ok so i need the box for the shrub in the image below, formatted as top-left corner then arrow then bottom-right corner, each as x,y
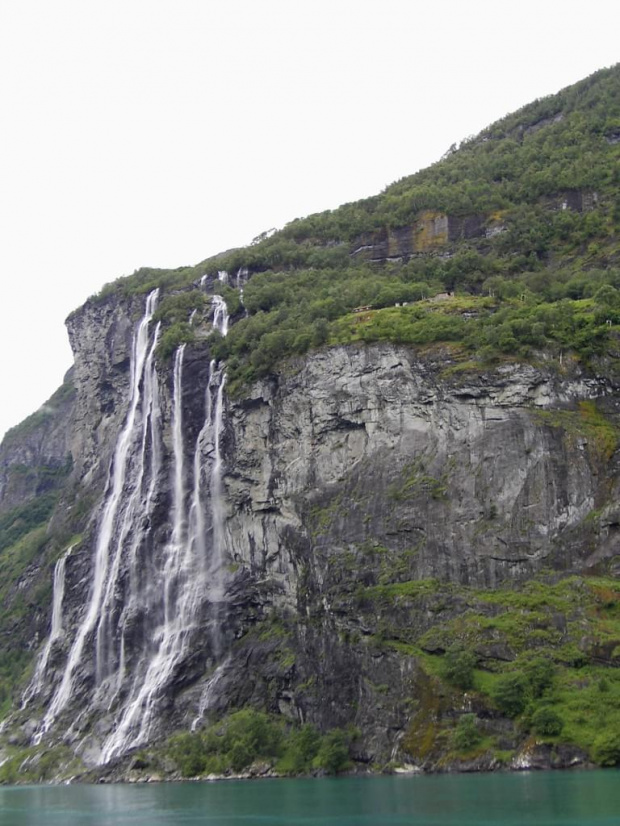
531,706 -> 563,736
166,732 -> 207,777
220,709 -> 284,769
491,672 -> 530,717
313,729 -> 351,774
443,644 -> 476,690
156,322 -> 195,360
593,730 -> 620,766
452,713 -> 482,752
598,677 -> 610,693
523,656 -> 555,697
278,724 -> 322,775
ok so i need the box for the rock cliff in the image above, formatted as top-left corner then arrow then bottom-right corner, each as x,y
2,286 -> 619,779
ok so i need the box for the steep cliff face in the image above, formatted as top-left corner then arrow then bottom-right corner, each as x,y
226,346 -> 619,588
4,286 -> 619,777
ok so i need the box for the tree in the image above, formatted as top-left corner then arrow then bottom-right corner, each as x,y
524,656 -> 555,697
593,731 -> 620,766
491,673 -> 530,717
313,729 -> 350,774
443,644 -> 476,690
453,714 -> 482,752
531,706 -> 563,736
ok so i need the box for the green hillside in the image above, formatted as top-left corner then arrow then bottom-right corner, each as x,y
94,64 -> 620,393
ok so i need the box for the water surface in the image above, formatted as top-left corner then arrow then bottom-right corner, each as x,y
1,770 -> 619,826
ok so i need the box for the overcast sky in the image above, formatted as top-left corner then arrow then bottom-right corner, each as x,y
0,0 -> 618,440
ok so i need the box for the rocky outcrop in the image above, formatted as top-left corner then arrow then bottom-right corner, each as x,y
350,212 -> 486,261
0,375 -> 75,515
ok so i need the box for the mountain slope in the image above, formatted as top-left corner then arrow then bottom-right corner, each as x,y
1,65 -> 620,782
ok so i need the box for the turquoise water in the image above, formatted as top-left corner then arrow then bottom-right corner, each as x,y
1,771 -> 619,825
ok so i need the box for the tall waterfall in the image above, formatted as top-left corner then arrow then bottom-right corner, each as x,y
100,344 -> 192,762
22,545 -> 73,709
100,295 -> 231,762
37,290 -> 161,741
188,294 -> 230,643
30,287 -> 233,762
188,294 -> 230,721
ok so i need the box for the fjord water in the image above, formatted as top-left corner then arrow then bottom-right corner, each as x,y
1,772 -> 620,826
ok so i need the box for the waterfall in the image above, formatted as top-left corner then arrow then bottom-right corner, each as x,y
36,289 -> 160,740
22,545 -> 74,709
187,295 -> 229,657
100,344 -> 191,762
32,286 -> 233,763
101,296 -> 231,761
95,319 -> 162,685
211,294 -> 229,336
236,267 -> 248,315
170,345 -> 187,558
190,655 -> 231,731
208,365 -> 227,603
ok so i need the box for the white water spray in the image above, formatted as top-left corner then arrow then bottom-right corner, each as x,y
191,655 -> 231,731
36,290 -> 160,739
236,267 -> 248,315
100,344 -> 190,761
32,286 -> 234,763
22,545 -> 74,709
211,294 -> 229,336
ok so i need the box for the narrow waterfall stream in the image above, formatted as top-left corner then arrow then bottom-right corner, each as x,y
188,294 -> 230,727
22,545 -> 74,709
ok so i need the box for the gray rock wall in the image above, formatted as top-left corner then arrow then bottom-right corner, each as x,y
9,292 -> 620,766
224,345 -> 620,591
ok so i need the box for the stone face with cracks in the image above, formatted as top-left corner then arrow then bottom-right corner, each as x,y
225,345 -> 618,590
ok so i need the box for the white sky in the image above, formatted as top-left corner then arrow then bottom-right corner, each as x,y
0,0 -> 618,440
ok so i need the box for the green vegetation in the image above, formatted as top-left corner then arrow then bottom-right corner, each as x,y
83,65 -> 620,391
531,706 -> 564,736
165,710 -> 357,777
2,380 -> 75,447
592,730 -> 620,766
0,744 -> 83,784
452,714 -> 482,752
0,494 -> 58,555
491,673 -> 531,717
442,644 -> 476,690
349,572 -> 620,766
